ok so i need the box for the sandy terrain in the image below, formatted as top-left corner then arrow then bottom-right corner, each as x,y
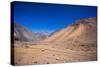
12,43 -> 97,66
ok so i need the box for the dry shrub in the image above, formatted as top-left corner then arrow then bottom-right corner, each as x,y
41,49 -> 45,52
25,45 -> 29,48
34,61 -> 38,64
46,62 -> 50,64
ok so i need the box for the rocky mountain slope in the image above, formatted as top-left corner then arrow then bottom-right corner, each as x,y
12,22 -> 49,42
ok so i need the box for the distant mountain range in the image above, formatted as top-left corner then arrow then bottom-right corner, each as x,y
12,22 -> 49,42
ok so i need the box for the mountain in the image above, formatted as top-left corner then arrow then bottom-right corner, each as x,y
34,32 -> 50,40
44,17 -> 97,43
12,22 -> 49,42
43,17 -> 97,51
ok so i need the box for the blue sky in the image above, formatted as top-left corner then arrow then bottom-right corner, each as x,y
12,1 -> 97,33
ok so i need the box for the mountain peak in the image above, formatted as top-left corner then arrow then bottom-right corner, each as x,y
71,17 -> 97,28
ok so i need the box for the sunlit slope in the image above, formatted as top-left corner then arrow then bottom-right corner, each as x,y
44,17 -> 97,42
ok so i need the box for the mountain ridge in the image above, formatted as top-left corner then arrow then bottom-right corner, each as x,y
13,22 -> 49,42
43,17 -> 97,42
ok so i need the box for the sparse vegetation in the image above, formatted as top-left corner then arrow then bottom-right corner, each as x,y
56,58 -> 59,60
41,49 -> 45,52
25,45 -> 29,48
52,54 -> 55,56
18,59 -> 21,62
46,62 -> 50,64
34,61 -> 38,64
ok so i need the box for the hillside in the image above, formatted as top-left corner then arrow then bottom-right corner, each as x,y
12,22 -> 49,42
44,17 -> 97,42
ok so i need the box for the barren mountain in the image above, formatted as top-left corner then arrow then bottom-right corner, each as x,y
44,17 -> 97,42
42,17 -> 97,51
12,22 -> 49,42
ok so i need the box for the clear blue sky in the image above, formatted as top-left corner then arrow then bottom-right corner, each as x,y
12,1 -> 97,33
